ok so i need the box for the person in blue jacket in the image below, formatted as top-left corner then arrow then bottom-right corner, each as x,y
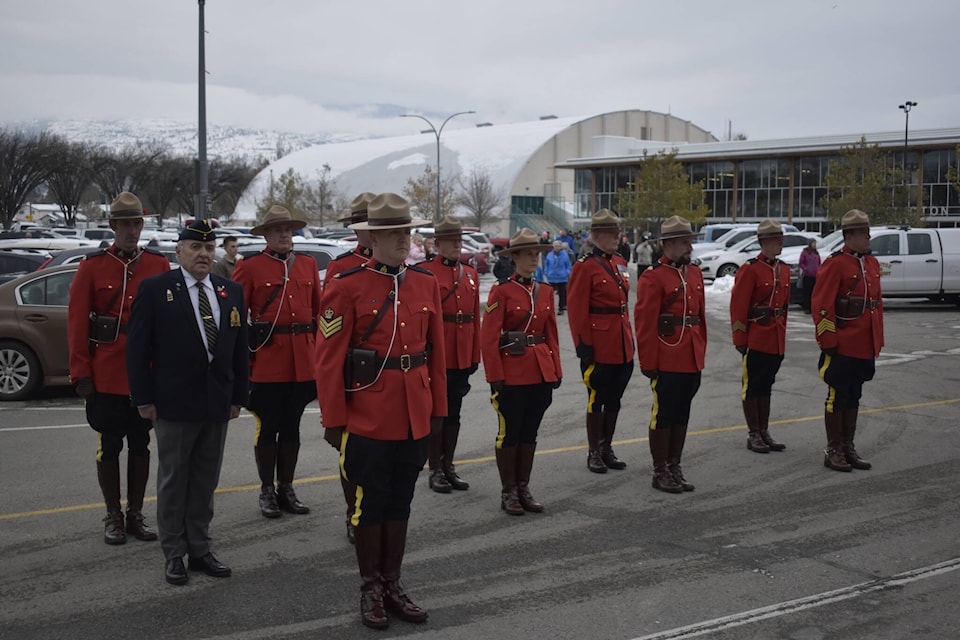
543,240 -> 572,315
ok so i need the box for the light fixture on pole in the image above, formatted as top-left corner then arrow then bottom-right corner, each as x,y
898,100 -> 917,171
400,111 -> 476,221
196,0 -> 209,221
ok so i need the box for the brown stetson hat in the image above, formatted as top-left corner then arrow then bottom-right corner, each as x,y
841,209 -> 870,230
251,205 -> 308,236
337,192 -> 377,224
349,193 -> 429,231
590,209 -> 621,231
756,218 -> 784,239
497,228 -> 552,256
659,215 -> 697,240
433,215 -> 466,239
109,191 -> 153,219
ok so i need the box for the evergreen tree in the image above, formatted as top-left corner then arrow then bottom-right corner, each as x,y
614,149 -> 709,229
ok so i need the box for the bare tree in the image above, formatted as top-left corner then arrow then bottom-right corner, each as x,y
457,167 -> 505,230
139,155 -> 192,222
90,144 -> 164,204
209,156 -> 266,220
0,129 -> 60,230
46,139 -> 94,228
301,163 -> 343,226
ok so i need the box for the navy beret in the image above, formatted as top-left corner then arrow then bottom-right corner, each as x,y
179,219 -> 217,242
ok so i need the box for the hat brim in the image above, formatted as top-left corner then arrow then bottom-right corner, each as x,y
250,218 -> 308,236
497,242 -> 553,256
591,224 -> 621,232
433,230 -> 470,239
758,232 -> 784,239
841,223 -> 870,230
349,217 -> 431,231
109,210 -> 156,219
337,212 -> 367,224
659,230 -> 698,240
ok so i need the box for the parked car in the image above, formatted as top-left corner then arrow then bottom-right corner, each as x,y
692,223 -> 800,260
412,227 -> 491,273
697,232 -> 819,280
51,227 -> 115,242
0,265 -> 78,400
236,238 -> 343,281
0,249 -> 50,284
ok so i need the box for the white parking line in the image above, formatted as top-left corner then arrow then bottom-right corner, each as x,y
629,558 -> 960,640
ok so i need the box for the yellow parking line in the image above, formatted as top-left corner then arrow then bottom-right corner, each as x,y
3,397 -> 958,521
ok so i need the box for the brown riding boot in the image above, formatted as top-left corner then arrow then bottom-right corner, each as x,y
823,411 -> 852,472
649,429 -> 682,493
427,422 -> 452,493
842,408 -> 872,470
585,412 -> 607,473
354,524 -> 388,629
600,409 -> 627,470
97,459 -> 126,545
277,443 -> 309,514
125,455 -> 157,541
381,520 -> 428,623
743,397 -> 770,453
516,443 -> 544,512
757,395 -> 785,451
441,425 -> 469,490
668,424 -> 695,492
254,443 -> 281,518
340,475 -> 357,544
495,447 -> 524,515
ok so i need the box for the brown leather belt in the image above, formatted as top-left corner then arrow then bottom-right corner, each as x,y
523,334 -> 547,346
665,315 -> 701,327
443,312 -> 475,324
589,305 -> 627,315
271,322 -> 316,335
380,351 -> 428,371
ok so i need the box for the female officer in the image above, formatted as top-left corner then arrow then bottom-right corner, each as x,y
481,228 -> 562,515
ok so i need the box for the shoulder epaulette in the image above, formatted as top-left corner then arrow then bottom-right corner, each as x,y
82,249 -> 108,260
577,254 -> 589,263
829,250 -> 843,258
414,259 -> 433,266
335,265 -> 364,279
407,264 -> 432,276
649,262 -> 663,270
745,257 -> 758,265
143,247 -> 163,256
332,250 -> 353,261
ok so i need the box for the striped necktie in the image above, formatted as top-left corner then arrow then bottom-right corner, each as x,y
197,281 -> 218,356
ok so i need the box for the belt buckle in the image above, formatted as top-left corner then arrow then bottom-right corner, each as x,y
526,334 -> 536,347
684,317 -> 693,327
456,310 -> 464,324
399,354 -> 412,372
620,304 -> 627,314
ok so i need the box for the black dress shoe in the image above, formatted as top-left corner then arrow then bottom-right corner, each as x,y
165,558 -> 188,586
188,552 -> 232,578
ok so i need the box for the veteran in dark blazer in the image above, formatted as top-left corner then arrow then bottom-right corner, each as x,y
126,220 -> 249,586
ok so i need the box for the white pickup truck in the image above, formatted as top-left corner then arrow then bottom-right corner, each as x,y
785,227 -> 960,305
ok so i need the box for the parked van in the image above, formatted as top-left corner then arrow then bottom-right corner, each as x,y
697,223 -> 753,243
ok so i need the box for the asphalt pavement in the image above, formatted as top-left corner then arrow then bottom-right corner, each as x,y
2,271 -> 959,640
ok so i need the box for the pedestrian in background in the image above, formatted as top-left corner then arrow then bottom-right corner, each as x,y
798,238 -> 821,313
211,235 -> 240,280
543,240 -> 572,314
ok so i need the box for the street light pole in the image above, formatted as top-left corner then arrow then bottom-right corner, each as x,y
898,100 -> 917,171
196,0 -> 209,221
400,111 -> 475,221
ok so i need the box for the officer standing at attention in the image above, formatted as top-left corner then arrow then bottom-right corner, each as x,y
811,209 -> 883,472
322,191 -> 376,544
232,205 -> 322,518
126,220 -> 249,586
418,216 -> 481,493
68,191 -> 170,545
729,219 -> 790,453
481,228 -> 562,516
566,209 -> 635,473
315,193 -> 446,629
634,216 -> 706,494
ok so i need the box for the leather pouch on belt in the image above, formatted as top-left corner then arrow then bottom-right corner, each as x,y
752,305 -> 772,326
250,321 -> 273,347
657,313 -> 676,337
836,296 -> 864,320
346,348 -> 378,385
499,331 -> 527,356
89,315 -> 119,343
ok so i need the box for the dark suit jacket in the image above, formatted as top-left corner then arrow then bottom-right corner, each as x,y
127,269 -> 249,422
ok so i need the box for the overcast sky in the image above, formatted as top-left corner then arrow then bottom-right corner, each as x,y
1,0 -> 956,142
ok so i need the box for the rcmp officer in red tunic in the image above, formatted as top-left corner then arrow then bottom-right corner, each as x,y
481,228 -> 562,516
811,209 -> 884,472
68,191 -> 170,544
322,192 -> 376,543
417,216 -> 481,493
567,209 -> 635,474
315,193 -> 446,629
634,216 -> 706,494
729,219 -> 790,453
232,205 -> 322,517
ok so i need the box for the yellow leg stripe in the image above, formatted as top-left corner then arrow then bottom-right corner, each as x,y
491,390 -> 507,449
818,353 -> 832,382
740,352 -> 749,402
351,485 -> 363,527
250,409 -> 263,444
338,430 -> 349,481
583,363 -> 598,413
649,377 -> 660,431
96,432 -> 104,463
825,386 -> 837,414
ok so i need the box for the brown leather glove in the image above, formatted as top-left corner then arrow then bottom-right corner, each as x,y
735,344 -> 748,356
489,380 -> 504,393
640,368 -> 659,380
324,426 -> 346,450
552,378 -> 562,389
75,377 -> 94,399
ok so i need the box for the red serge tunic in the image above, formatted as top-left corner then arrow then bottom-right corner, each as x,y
322,245 -> 372,289
480,274 -> 562,386
68,247 -> 170,394
811,246 -> 884,359
418,256 -> 481,370
729,254 -> 791,355
315,262 -> 447,440
634,258 -> 707,373
567,249 -> 635,364
232,249 -> 322,383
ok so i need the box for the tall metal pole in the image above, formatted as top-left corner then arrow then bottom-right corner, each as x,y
197,0 -> 209,221
898,101 -> 917,172
400,111 -> 475,221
